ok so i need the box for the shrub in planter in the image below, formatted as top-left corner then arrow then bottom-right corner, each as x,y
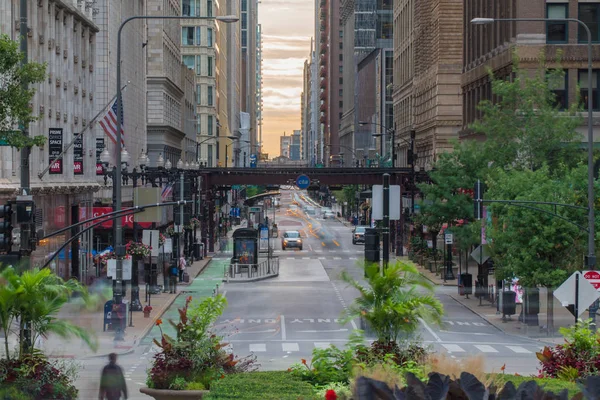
146,295 -> 258,391
355,340 -> 429,367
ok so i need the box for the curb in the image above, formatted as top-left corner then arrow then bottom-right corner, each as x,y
226,273 -> 279,283
447,293 -> 561,346
84,258 -> 215,359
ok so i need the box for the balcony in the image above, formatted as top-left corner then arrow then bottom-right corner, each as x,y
320,90 -> 327,101
320,66 -> 326,77
320,78 -> 327,88
320,54 -> 327,65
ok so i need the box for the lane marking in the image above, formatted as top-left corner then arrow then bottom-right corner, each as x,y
419,318 -> 442,342
222,290 -> 227,297
333,257 -> 342,260
351,319 -> 358,330
280,315 -> 286,341
303,257 -> 311,260
249,343 -> 266,352
298,329 -> 349,333
309,244 -> 313,251
321,242 -> 326,247
440,330 -> 493,336
474,345 -> 498,353
333,240 -> 340,247
442,344 -> 465,353
506,346 -> 532,354
318,257 -> 326,260
282,343 -> 300,352
315,342 -> 331,349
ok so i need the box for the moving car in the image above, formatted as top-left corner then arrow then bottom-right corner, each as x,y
352,226 -> 366,245
282,230 -> 303,250
323,211 -> 336,219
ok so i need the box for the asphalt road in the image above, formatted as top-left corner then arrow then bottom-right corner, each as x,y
73,188 -> 542,398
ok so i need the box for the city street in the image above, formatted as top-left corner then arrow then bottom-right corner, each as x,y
73,189 -> 542,398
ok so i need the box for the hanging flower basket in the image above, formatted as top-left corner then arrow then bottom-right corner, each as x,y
189,217 -> 200,228
159,233 -> 166,247
126,241 -> 152,258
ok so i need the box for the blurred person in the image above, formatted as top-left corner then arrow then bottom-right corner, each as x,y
99,353 -> 128,400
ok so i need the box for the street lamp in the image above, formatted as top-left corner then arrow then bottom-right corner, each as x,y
359,121 -> 396,168
114,13 -> 238,340
470,17 -> 595,270
224,136 -> 240,167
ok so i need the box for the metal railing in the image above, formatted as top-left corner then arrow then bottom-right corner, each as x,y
227,257 -> 280,280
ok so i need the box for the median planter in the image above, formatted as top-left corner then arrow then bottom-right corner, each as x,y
140,387 -> 209,400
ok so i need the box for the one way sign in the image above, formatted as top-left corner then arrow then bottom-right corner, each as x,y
554,271 -> 600,318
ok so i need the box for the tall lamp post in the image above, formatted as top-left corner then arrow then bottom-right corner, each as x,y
114,13 -> 239,340
359,121 -> 396,167
224,136 -> 240,167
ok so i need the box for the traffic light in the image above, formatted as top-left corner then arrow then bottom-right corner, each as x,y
0,203 -> 13,253
474,180 -> 484,220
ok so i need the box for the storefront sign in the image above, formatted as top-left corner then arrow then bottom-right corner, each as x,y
92,207 -> 152,229
73,134 -> 83,175
48,128 -> 63,174
96,138 -> 105,176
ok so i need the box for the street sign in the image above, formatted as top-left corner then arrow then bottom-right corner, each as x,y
583,270 -> 600,290
554,271 -> 600,317
445,233 -> 453,245
295,174 -> 310,189
470,245 -> 489,265
107,259 -> 132,280
259,225 -> 269,251
371,185 -> 401,220
250,154 -> 257,168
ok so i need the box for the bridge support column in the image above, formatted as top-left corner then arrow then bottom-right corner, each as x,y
208,195 -> 215,253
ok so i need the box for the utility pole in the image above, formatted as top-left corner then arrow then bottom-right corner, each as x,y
382,173 -> 390,272
19,0 -> 30,199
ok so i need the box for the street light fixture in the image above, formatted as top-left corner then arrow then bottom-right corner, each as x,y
470,16 -> 595,271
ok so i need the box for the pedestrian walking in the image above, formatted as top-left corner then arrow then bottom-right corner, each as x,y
179,255 -> 187,282
170,262 -> 178,294
99,353 -> 128,400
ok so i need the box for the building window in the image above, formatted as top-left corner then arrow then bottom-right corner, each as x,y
339,89 -> 342,96
197,115 -> 201,134
242,31 -> 247,47
207,28 -> 213,47
207,56 -> 213,77
207,0 -> 213,17
196,84 -> 201,105
207,145 -> 213,167
196,26 -> 201,45
182,0 -> 198,16
208,115 -> 214,135
339,30 -> 343,38
207,86 -> 214,106
241,0 -> 247,12
546,4 -> 568,43
548,70 -> 568,110
339,54 -> 343,61
339,77 -> 343,84
183,55 -> 195,70
579,3 -> 600,43
242,13 -> 247,29
339,101 -> 343,108
339,42 -> 342,49
579,69 -> 599,111
195,55 -> 202,75
339,65 -> 343,73
182,27 -> 195,46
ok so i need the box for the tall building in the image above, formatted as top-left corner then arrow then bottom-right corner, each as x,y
181,0 -> 218,167
240,0 -> 259,161
0,0 -> 101,278
462,0 -> 600,144
146,0 -> 196,167
393,0 -> 463,168
256,24 -> 264,159
340,0 -> 393,163
290,130 -> 302,161
280,133 -> 292,158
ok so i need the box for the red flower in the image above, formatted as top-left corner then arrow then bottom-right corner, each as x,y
325,389 -> 337,400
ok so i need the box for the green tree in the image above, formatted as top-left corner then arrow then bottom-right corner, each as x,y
0,34 -> 47,149
341,262 -> 443,344
0,267 -> 98,359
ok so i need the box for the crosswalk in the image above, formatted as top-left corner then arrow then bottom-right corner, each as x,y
147,341 -> 534,356
212,254 -> 363,261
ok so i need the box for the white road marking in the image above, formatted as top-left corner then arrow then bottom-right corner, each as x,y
315,250 -> 323,253
440,330 -> 493,336
302,257 -> 311,260
442,344 -> 465,353
350,257 -> 358,260
315,342 -> 331,349
309,244 -> 313,251
350,319 -> 358,330
318,257 -> 326,260
222,290 -> 227,297
419,318 -> 442,342
249,343 -> 266,352
297,329 -> 348,333
506,346 -> 532,354
282,343 -> 300,352
333,257 -> 342,260
280,315 -> 286,341
474,345 -> 498,353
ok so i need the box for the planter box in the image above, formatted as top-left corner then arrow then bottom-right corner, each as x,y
140,387 -> 209,400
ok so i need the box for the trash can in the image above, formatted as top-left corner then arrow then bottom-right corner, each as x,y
194,242 -> 204,260
460,273 -> 473,295
501,291 -> 517,316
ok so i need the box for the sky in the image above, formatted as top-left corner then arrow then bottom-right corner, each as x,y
258,0 -> 314,158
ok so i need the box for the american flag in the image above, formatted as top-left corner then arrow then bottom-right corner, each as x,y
98,99 -> 125,148
161,184 -> 173,201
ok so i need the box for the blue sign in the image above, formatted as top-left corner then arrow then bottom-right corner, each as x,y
249,154 -> 257,168
296,174 -> 310,189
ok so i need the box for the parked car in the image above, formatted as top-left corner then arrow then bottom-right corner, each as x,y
282,230 -> 303,250
352,226 -> 366,245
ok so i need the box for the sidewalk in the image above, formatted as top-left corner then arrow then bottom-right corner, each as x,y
401,255 -> 567,345
38,256 -> 213,360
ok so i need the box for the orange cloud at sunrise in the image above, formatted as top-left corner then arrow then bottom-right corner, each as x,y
259,1 -> 314,158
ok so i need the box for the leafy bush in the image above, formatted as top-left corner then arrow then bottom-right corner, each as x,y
147,295 -> 257,390
0,386 -> 34,400
313,382 -> 352,400
289,344 -> 355,386
0,352 -> 79,399
204,371 -> 317,399
538,319 -> 600,379
496,374 -> 579,397
355,340 -> 429,367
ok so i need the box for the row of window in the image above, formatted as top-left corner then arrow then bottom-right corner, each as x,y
194,84 -> 215,106
183,55 -> 214,77
550,70 -> 600,110
182,26 -> 214,47
547,3 -> 600,43
196,114 -> 216,136
182,0 -> 213,17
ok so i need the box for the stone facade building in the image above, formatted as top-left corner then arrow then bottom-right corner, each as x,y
0,0 -> 100,279
393,0 -> 463,168
462,0 -> 600,144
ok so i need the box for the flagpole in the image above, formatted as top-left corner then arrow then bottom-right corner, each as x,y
37,83 -> 129,180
